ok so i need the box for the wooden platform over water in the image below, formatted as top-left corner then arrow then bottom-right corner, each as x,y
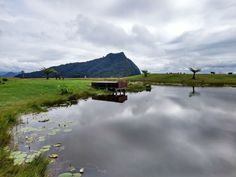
91,81 -> 128,92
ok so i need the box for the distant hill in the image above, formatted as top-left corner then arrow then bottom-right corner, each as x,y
16,52 -> 141,78
0,72 -> 19,77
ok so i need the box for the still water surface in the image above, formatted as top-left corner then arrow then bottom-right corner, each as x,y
13,86 -> 236,177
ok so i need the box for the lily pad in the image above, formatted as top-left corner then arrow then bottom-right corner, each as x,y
25,136 -> 34,144
25,158 -> 33,163
10,151 -> 21,157
10,151 -> 27,159
17,153 -> 27,159
53,128 -> 61,133
64,128 -> 72,133
20,127 -> 37,133
49,153 -> 58,158
10,151 -> 28,165
14,158 -> 25,165
58,173 -> 81,177
25,152 -> 40,164
48,131 -> 57,136
53,143 -> 62,147
40,145 -> 51,152
38,136 -> 45,142
42,145 -> 51,149
58,173 -> 72,177
27,152 -> 41,160
40,148 -> 50,153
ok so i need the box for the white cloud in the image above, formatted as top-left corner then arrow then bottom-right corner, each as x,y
0,0 -> 236,73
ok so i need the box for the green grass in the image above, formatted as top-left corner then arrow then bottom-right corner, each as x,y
1,74 -> 236,176
0,78 -> 104,177
125,73 -> 236,86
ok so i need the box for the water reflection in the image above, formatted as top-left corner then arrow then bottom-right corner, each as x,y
13,86 -> 236,177
92,94 -> 128,103
145,84 -> 152,92
189,86 -> 200,97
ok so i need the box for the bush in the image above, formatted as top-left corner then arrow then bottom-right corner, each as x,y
2,78 -> 8,82
57,85 -> 73,95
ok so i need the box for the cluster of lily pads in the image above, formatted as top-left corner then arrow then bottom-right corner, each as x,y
9,143 -> 64,166
11,116 -> 81,176
14,121 -> 74,147
18,118 -> 74,134
9,150 -> 41,165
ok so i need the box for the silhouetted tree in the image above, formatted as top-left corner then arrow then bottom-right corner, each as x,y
41,67 -> 57,79
142,70 -> 149,77
189,68 -> 201,79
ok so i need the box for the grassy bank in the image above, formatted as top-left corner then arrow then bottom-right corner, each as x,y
0,78 -> 104,177
125,73 -> 236,86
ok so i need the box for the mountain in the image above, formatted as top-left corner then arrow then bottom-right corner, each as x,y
17,52 -> 141,78
0,72 -> 19,77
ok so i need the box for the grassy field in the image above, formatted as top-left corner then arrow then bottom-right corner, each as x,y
126,73 -> 236,86
0,74 -> 236,176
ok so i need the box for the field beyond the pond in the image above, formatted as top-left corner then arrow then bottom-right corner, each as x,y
125,73 -> 236,86
1,73 -> 236,113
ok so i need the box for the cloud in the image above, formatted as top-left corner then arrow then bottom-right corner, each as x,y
0,0 -> 236,72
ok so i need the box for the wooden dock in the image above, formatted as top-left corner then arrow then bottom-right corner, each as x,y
91,81 -> 128,93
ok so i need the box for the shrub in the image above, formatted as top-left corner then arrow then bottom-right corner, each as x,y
57,85 -> 73,95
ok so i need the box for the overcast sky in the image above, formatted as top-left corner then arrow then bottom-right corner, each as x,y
0,0 -> 236,73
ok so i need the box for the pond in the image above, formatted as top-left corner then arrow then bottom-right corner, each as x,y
11,86 -> 236,177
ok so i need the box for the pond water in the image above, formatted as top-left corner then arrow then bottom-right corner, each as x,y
12,86 -> 236,177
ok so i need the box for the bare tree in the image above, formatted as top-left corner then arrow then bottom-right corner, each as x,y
189,68 -> 201,79
41,67 -> 57,79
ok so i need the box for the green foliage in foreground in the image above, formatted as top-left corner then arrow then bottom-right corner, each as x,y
0,149 -> 48,177
126,73 -> 236,86
0,78 -> 104,177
